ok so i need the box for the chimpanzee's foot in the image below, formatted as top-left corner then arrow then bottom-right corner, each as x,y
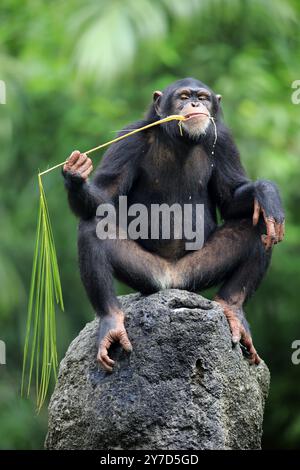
97,309 -> 132,372
214,296 -> 261,365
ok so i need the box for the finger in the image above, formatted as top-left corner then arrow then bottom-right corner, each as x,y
241,331 -> 260,365
72,153 -> 87,171
274,223 -> 280,244
265,218 -> 276,238
100,349 -> 115,367
101,332 -> 114,351
81,167 -> 93,180
119,330 -> 133,352
264,235 -> 272,250
232,323 -> 244,344
253,199 -> 261,226
66,150 -> 81,166
249,351 -> 261,365
99,349 -> 115,367
97,353 -> 114,370
278,221 -> 285,242
97,353 -> 113,372
98,357 -> 113,373
77,158 -> 93,175
265,219 -> 277,249
64,151 -> 81,172
241,332 -> 255,355
97,348 -> 115,372
254,353 -> 261,365
227,318 -> 242,344
261,208 -> 277,249
81,165 -> 94,180
261,234 -> 267,247
215,298 -> 242,344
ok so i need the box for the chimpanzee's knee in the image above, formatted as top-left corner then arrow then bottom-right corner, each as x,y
232,217 -> 273,264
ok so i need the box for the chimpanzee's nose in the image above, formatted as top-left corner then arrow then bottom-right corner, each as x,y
191,102 -> 199,107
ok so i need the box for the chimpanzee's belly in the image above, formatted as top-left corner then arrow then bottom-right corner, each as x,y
123,187 -> 217,259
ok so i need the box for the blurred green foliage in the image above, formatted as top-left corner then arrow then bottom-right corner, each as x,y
0,0 -> 300,449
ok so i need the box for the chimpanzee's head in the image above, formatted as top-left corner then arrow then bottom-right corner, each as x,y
149,78 -> 222,141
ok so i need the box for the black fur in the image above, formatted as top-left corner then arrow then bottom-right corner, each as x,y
63,78 -> 284,325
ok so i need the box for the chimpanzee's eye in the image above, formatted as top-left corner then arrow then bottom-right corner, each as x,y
198,95 -> 209,101
180,94 -> 189,100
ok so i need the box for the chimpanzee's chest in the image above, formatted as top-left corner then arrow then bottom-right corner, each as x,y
129,145 -> 213,206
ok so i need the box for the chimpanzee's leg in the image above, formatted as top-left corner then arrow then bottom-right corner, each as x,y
174,218 -> 271,364
78,217 -> 173,371
78,218 -> 173,311
213,231 -> 271,364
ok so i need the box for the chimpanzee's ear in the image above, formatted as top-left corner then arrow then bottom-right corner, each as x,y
216,94 -> 222,103
153,90 -> 163,102
153,90 -> 163,115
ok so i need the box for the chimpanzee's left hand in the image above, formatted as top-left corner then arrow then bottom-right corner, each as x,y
252,180 -> 285,250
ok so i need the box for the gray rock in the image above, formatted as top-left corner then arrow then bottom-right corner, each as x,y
45,289 -> 270,450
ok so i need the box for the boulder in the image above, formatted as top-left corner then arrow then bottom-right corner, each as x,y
45,289 -> 270,450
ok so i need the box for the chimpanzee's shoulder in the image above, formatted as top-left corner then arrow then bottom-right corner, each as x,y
94,119 -> 151,174
116,119 -> 150,137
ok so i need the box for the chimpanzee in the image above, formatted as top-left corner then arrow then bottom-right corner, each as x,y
63,78 -> 285,371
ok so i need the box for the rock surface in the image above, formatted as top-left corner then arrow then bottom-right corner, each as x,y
45,289 -> 270,450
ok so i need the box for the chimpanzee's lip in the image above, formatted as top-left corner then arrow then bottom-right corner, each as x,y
183,112 -> 210,120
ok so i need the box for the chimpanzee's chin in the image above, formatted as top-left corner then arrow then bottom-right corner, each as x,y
184,127 -> 207,141
182,118 -> 211,141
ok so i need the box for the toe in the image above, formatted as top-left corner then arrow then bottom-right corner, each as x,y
241,331 -> 260,365
97,347 -> 115,372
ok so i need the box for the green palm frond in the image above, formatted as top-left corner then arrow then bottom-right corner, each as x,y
21,175 -> 64,412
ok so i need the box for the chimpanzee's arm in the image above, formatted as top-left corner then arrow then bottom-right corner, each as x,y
62,123 -> 147,219
62,172 -> 105,219
210,125 -> 285,226
209,124 -> 285,248
225,179 -> 284,224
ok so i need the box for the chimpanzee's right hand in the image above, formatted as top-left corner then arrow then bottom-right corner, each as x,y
97,311 -> 133,372
63,150 -> 93,181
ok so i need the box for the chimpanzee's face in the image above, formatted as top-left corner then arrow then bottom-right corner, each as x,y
174,86 -> 213,138
153,78 -> 221,141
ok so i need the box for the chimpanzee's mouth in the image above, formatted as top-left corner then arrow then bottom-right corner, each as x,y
184,112 -> 210,121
